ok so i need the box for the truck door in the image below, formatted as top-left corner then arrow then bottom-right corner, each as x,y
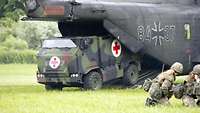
98,37 -> 122,82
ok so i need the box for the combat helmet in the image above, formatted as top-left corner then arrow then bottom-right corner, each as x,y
170,62 -> 183,74
192,64 -> 200,74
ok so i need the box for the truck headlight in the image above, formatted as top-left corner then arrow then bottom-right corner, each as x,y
26,0 -> 37,11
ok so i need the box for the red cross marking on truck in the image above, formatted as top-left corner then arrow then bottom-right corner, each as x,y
111,40 -> 121,57
113,42 -> 120,54
49,56 -> 61,69
51,58 -> 58,67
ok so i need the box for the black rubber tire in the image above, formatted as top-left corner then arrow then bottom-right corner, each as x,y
123,64 -> 139,86
45,84 -> 63,91
84,71 -> 103,90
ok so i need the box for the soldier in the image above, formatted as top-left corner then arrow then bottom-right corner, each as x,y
144,62 -> 183,106
185,65 -> 200,83
182,64 -> 200,107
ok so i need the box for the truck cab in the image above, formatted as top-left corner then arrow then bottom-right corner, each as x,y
37,36 -> 140,90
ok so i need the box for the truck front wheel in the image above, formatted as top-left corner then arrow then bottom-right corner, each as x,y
45,84 -> 63,91
123,64 -> 139,86
84,71 -> 103,90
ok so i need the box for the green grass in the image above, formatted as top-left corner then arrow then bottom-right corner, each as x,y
0,64 -> 37,85
0,64 -> 200,113
0,64 -> 36,76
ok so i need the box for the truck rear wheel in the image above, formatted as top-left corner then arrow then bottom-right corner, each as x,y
123,64 -> 139,86
45,84 -> 63,91
84,71 -> 103,90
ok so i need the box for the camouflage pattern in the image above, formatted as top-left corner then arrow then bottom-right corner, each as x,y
182,95 -> 196,107
185,73 -> 198,83
192,64 -> 200,75
149,82 -> 162,100
146,81 -> 170,106
37,36 -> 140,88
143,78 -> 152,92
182,82 -> 200,107
185,64 -> 200,83
193,83 -> 200,96
155,69 -> 176,84
145,62 -> 182,106
158,97 -> 170,105
161,80 -> 173,98
173,82 -> 200,107
145,97 -> 158,106
147,81 -> 171,106
185,82 -> 195,95
174,65 -> 200,107
170,62 -> 183,74
197,97 -> 200,106
173,84 -> 185,99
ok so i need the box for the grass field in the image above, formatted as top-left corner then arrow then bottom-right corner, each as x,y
0,64 -> 200,113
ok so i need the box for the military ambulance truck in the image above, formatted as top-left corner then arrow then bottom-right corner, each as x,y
36,36 -> 141,90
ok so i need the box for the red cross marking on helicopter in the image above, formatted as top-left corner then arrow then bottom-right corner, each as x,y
113,42 -> 120,54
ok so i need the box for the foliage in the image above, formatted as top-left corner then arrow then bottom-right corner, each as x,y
0,0 -> 60,49
0,0 -> 25,21
1,35 -> 28,50
0,20 -> 60,50
0,49 -> 37,64
0,0 -> 61,64
12,21 -> 60,49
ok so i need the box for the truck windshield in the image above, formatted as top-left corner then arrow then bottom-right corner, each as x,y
42,39 -> 77,48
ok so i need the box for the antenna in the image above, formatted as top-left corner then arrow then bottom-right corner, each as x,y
162,64 -> 165,72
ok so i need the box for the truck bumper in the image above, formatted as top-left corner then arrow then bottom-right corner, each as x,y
36,72 -> 83,86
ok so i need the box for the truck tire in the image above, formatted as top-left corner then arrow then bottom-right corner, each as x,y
84,71 -> 103,90
123,64 -> 139,86
45,84 -> 63,91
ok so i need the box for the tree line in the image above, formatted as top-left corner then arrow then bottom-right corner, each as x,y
0,0 -> 61,63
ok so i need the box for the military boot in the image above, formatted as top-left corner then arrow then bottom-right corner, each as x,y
145,97 -> 158,106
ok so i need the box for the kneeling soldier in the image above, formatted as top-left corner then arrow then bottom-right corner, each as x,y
182,64 -> 200,107
144,62 -> 183,106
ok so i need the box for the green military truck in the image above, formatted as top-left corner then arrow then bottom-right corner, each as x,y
36,36 -> 141,90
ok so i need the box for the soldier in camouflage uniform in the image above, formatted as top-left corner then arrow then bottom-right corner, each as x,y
144,62 -> 183,106
182,64 -> 200,107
